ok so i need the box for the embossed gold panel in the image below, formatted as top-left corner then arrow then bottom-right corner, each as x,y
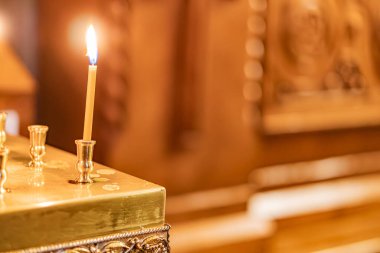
252,0 -> 380,133
0,136 -> 166,252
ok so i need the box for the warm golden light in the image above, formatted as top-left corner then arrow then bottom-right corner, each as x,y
0,14 -> 8,41
86,25 -> 98,65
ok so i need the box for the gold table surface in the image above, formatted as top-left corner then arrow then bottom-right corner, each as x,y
0,136 -> 166,252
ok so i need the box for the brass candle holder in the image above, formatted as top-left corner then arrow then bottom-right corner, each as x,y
0,112 -> 7,150
75,139 -> 96,184
28,125 -> 49,168
0,147 -> 9,194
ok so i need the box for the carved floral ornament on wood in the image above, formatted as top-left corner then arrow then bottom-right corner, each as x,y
245,0 -> 380,134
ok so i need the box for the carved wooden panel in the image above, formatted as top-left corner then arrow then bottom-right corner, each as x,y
247,0 -> 380,134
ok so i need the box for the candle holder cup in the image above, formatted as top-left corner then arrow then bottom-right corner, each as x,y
0,112 -> 7,150
28,125 -> 49,168
0,147 -> 9,194
75,139 -> 96,184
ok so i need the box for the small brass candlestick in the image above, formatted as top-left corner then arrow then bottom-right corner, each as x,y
0,112 -> 7,150
75,139 -> 96,184
28,125 -> 48,168
0,147 -> 9,194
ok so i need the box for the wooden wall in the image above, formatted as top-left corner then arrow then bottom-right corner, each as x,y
37,0 -> 380,196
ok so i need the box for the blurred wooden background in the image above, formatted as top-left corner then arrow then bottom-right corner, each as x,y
5,0 -> 380,251
35,0 -> 380,196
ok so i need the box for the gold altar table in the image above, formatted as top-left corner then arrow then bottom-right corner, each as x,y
0,136 -> 169,253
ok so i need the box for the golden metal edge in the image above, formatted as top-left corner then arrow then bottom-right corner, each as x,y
6,224 -> 171,253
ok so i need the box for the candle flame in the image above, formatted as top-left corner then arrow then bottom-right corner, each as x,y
86,25 -> 98,65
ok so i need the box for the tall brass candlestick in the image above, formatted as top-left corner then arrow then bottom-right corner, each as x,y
83,25 -> 98,141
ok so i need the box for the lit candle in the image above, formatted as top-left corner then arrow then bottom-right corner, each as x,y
83,25 -> 98,141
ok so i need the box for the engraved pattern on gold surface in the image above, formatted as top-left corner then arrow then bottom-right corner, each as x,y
10,225 -> 170,253
66,236 -> 169,253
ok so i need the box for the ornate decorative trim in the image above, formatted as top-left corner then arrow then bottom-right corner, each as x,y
9,225 -> 170,253
242,0 -> 266,127
253,0 -> 380,134
64,234 -> 169,253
